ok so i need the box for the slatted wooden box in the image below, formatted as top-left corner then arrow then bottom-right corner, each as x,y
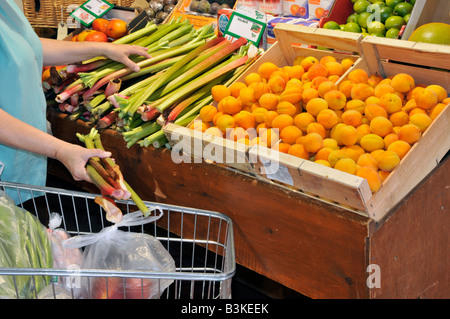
163,24 -> 364,175
251,29 -> 450,221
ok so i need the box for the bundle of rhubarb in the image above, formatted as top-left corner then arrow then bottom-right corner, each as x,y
77,128 -> 149,223
47,18 -> 261,149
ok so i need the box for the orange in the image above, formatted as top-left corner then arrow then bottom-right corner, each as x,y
204,126 -> 223,138
215,114 -> 235,134
341,57 -> 356,72
426,84 -> 447,102
364,104 -> 388,122
298,132 -> 323,153
323,90 -> 346,111
348,69 -> 369,84
294,112 -> 315,133
357,166 -> 382,193
280,125 -> 303,145
370,116 -> 393,137
307,63 -> 328,82
376,150 -> 400,172
317,81 -> 338,98
276,101 -> 297,116
229,82 -> 247,98
387,140 -> 411,159
239,87 -> 257,107
306,97 -> 328,117
259,93 -> 279,111
409,113 -> 432,132
306,122 -> 327,139
221,96 -> 242,115
199,105 -> 218,123
337,125 -> 358,146
334,158 -> 357,175
389,111 -> 409,127
252,107 -> 268,123
244,72 -> 262,86
263,110 -> 279,127
341,110 -> 363,127
316,109 -> 339,129
211,85 -> 230,103
271,114 -> 294,131
429,103 -> 447,120
315,147 -> 334,161
357,153 -> 378,171
390,73 -> 415,93
287,65 -> 305,80
288,144 -> 309,159
414,87 -> 438,110
268,75 -> 286,93
106,19 -> 128,39
92,18 -> 109,33
360,134 -> 385,152
351,83 -> 374,101
234,110 -> 256,130
252,82 -> 270,100
259,128 -> 279,148
345,99 -> 366,114
301,87 -> 319,105
300,56 -> 319,71
397,124 -> 421,145
258,62 -> 279,80
279,87 -> 303,105
325,61 -> 344,77
379,93 -> 402,113
383,133 -> 399,148
339,80 -> 355,99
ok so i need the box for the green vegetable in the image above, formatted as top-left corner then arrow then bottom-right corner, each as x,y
0,191 -> 53,299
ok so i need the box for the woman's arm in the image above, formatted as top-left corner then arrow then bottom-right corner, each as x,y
0,108 -> 111,182
40,38 -> 151,72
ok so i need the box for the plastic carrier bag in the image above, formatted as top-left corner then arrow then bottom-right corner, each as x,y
45,213 -> 83,290
0,190 -> 53,299
63,209 -> 176,299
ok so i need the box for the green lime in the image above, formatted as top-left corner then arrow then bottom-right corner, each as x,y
354,0 -> 371,14
404,13 -> 411,24
379,6 -> 393,23
385,0 -> 402,9
385,27 -> 400,38
323,21 -> 341,30
372,1 -> 387,7
394,2 -> 413,17
358,12 -> 373,29
344,22 -> 362,33
347,13 -> 360,23
385,15 -> 406,30
367,21 -> 386,35
340,24 -> 346,31
370,33 -> 385,37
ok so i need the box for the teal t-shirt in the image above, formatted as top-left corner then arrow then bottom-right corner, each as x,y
0,0 -> 47,203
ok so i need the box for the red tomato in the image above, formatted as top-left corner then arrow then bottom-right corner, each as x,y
92,18 -> 109,34
84,31 -> 108,42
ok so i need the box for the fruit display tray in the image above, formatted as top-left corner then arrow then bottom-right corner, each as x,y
164,24 -> 450,222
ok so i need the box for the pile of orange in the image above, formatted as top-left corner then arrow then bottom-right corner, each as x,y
195,55 -> 448,193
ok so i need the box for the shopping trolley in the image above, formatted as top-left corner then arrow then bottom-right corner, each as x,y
0,163 -> 235,299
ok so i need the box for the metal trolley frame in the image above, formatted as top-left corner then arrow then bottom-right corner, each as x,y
0,179 -> 235,299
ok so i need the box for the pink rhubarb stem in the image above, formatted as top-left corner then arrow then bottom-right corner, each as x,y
56,83 -> 85,103
66,59 -> 110,73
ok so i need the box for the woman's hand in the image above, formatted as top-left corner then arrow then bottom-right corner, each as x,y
100,43 -> 152,72
54,143 -> 112,183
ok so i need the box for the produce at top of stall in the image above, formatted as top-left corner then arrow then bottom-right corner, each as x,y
188,0 -> 233,16
323,0 -> 415,39
407,22 -> 450,45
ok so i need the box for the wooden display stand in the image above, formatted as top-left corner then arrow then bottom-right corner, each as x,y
47,111 -> 449,299
45,24 -> 449,299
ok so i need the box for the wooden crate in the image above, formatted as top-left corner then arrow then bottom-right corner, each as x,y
355,36 -> 450,221
22,0 -> 135,28
163,24 -> 364,177
254,33 -> 450,221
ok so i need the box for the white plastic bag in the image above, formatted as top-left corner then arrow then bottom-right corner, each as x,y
63,209 -> 176,299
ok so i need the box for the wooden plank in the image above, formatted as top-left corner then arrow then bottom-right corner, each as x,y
366,104 -> 450,221
249,145 -> 372,212
369,154 -> 450,298
47,111 -> 372,298
361,36 -> 450,71
273,24 -> 363,57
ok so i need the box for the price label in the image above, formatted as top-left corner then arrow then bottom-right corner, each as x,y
70,0 -> 114,27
